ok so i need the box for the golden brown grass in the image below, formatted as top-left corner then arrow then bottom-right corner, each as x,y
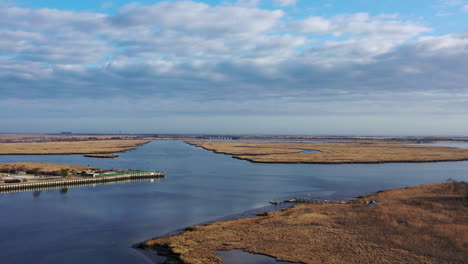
187,141 -> 468,163
0,162 -> 95,174
144,182 -> 468,264
0,134 -> 147,141
0,140 -> 149,155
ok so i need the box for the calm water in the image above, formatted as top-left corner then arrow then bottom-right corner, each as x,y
1,140 -> 468,264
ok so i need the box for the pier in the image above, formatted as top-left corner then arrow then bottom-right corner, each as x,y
0,171 -> 164,192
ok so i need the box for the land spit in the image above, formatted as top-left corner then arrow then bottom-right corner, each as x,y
0,162 -> 95,174
0,139 -> 149,155
142,182 -> 468,264
186,140 -> 468,164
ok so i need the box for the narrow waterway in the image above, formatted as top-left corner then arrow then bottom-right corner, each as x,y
1,140 -> 467,264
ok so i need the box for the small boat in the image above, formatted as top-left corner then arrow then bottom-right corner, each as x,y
269,201 -> 279,205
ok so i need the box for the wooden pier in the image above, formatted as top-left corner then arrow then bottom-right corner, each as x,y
0,171 -> 164,192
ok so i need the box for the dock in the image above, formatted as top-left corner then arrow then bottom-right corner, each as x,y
0,171 -> 164,192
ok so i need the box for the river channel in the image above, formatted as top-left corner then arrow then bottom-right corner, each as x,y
1,140 -> 468,264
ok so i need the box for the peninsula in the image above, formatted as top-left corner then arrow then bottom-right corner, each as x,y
186,141 -> 468,163
0,139 -> 149,155
143,181 -> 467,264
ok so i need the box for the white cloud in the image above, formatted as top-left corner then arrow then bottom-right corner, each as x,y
0,1 -> 467,134
437,0 -> 468,13
289,13 -> 431,66
111,1 -> 284,36
293,13 -> 430,38
417,32 -> 468,52
294,16 -> 331,33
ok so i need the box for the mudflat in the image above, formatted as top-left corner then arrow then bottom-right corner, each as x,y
143,181 -> 468,264
84,154 -> 119,158
186,141 -> 468,163
0,140 -> 149,155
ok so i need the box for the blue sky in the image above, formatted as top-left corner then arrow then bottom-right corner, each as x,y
1,0 -> 468,135
13,0 -> 468,34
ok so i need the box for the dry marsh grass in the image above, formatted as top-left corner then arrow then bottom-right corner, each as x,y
187,141 -> 468,164
0,140 -> 149,155
144,182 -> 468,264
0,134 -> 143,141
0,162 -> 95,174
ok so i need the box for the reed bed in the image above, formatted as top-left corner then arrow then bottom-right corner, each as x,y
0,140 -> 149,155
187,141 -> 468,163
144,182 -> 468,264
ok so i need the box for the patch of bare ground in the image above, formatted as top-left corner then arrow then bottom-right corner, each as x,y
143,182 -> 468,264
0,140 -> 149,155
186,141 -> 468,163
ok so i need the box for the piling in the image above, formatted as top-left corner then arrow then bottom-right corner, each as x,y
0,171 -> 164,193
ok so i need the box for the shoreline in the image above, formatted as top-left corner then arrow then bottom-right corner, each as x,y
84,154 -> 119,158
0,139 -> 150,155
141,181 -> 468,264
0,177 -> 163,194
0,162 -> 164,193
135,202 -> 297,264
0,171 -> 164,192
186,140 -> 468,164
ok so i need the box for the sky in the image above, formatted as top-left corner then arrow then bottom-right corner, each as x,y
1,0 -> 468,135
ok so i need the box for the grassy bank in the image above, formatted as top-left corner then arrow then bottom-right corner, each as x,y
0,140 -> 149,155
143,181 -> 468,264
0,162 -> 95,176
186,141 -> 468,163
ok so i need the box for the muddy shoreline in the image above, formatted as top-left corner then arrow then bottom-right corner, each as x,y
141,182 -> 467,264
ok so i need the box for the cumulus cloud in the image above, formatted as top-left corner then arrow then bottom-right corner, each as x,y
288,13 -> 432,66
437,0 -> 468,13
292,13 -> 430,39
1,1 -> 468,134
110,1 -> 284,36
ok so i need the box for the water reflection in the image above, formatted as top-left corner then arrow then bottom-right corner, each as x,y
60,188 -> 69,195
0,178 -> 162,194
0,140 -> 467,264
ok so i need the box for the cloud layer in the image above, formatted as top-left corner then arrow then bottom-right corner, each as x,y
1,1 -> 468,134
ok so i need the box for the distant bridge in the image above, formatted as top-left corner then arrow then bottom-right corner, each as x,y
202,136 -> 240,140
